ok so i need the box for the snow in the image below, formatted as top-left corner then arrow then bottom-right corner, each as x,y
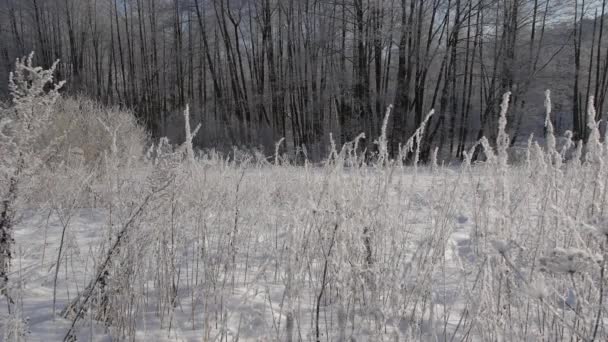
1,162 -> 607,341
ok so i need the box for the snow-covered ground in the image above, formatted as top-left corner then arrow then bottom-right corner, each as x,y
1,158 -> 607,341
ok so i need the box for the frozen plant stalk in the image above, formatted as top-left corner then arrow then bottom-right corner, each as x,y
275,137 -> 285,165
544,90 -> 560,167
375,104 -> 392,164
585,96 -> 601,163
544,91 -> 556,153
183,104 -> 201,164
497,92 -> 511,169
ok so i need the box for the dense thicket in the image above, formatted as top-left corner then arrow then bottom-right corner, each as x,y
0,0 -> 607,160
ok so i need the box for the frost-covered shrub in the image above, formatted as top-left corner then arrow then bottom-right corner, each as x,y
1,311 -> 28,342
539,248 -> 602,274
45,96 -> 147,168
0,53 -> 64,307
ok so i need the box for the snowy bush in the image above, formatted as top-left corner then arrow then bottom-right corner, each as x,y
0,53 -> 64,303
47,96 -> 147,168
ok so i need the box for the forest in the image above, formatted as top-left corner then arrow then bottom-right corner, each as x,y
1,0 -> 606,160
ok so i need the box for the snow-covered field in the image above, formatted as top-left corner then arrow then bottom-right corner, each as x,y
2,155 -> 607,341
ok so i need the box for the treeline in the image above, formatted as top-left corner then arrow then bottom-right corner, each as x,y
0,0 -> 607,160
